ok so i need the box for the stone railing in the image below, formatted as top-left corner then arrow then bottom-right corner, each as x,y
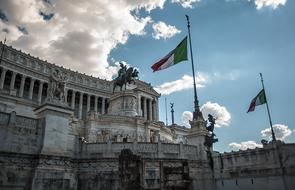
80,141 -> 200,160
0,111 -> 38,128
0,112 -> 10,125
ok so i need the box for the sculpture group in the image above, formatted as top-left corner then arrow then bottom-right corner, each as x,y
113,62 -> 139,92
47,68 -> 67,104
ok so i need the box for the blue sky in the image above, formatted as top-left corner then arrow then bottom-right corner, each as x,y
0,0 -> 294,151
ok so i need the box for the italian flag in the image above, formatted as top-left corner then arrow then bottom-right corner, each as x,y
247,89 -> 266,113
151,36 -> 188,72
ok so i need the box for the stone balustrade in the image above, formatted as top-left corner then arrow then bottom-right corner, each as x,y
80,141 -> 199,160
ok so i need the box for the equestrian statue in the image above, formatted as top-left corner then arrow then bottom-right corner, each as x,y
112,62 -> 139,92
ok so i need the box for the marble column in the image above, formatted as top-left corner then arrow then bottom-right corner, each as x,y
155,100 -> 159,121
71,90 -> 76,109
138,95 -> 142,116
79,92 -> 83,119
152,100 -> 156,121
28,78 -> 35,100
37,81 -> 44,104
87,94 -> 90,112
101,97 -> 105,114
148,99 -> 152,121
64,89 -> 68,104
0,68 -> 7,89
143,97 -> 147,120
94,96 -> 98,112
9,71 -> 16,90
19,75 -> 26,98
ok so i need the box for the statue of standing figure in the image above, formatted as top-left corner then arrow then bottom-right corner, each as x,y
118,62 -> 127,81
47,68 -> 67,103
204,114 -> 218,148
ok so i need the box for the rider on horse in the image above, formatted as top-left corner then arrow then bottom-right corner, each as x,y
117,62 -> 127,81
113,63 -> 139,92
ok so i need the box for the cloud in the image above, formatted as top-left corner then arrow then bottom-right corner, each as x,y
261,124 -> 292,141
181,101 -> 231,128
152,21 -> 181,40
212,70 -> 241,81
154,73 -> 207,95
229,141 -> 263,150
200,101 -> 231,127
253,0 -> 287,9
0,0 -> 165,80
227,0 -> 287,9
182,111 -> 193,127
229,124 -> 292,151
171,0 -> 201,8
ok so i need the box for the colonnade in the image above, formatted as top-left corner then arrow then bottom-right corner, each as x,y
139,95 -> 158,121
0,67 -> 107,119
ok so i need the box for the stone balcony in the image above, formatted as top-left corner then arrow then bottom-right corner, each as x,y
80,141 -> 201,160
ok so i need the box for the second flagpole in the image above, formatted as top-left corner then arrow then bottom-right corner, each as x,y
260,73 -> 276,141
186,15 -> 200,119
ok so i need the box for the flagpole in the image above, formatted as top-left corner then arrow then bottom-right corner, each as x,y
259,73 -> 276,141
186,15 -> 200,119
165,97 -> 168,126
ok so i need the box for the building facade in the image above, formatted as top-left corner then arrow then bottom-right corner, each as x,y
0,42 -> 294,190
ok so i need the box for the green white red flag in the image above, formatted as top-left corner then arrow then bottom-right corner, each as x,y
151,36 -> 188,72
247,89 -> 266,113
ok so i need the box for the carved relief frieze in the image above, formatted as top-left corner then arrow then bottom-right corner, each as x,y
79,161 -> 118,171
37,157 -> 76,169
0,155 -> 35,167
137,143 -> 157,153
0,111 -> 9,125
15,115 -> 38,129
162,144 -> 179,154
183,145 -> 198,155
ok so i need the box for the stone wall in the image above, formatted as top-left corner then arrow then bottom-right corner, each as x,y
212,141 -> 295,190
0,111 -> 43,154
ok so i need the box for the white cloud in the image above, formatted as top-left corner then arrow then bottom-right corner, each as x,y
171,0 -> 201,8
253,0 -> 287,9
152,21 -> 181,40
229,124 -> 292,151
154,73 -> 207,95
181,111 -> 193,127
0,0 -> 166,80
181,101 -> 231,128
212,70 -> 241,81
229,141 -> 263,150
261,124 -> 292,141
226,0 -> 287,9
200,101 -> 231,127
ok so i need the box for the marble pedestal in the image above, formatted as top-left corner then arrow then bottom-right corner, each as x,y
34,103 -> 73,156
108,90 -> 137,117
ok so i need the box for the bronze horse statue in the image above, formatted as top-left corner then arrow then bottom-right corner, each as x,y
113,67 -> 138,92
